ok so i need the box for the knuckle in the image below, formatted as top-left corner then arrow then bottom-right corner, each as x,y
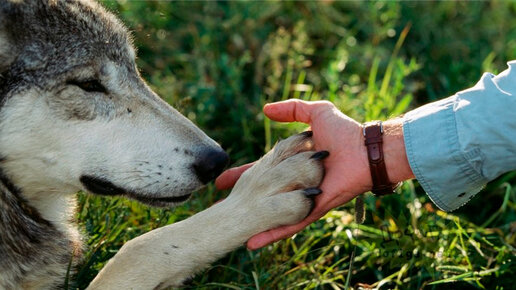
316,100 -> 334,108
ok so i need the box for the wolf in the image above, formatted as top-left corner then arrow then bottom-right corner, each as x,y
0,0 -> 326,289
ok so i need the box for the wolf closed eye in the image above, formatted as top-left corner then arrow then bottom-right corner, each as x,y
67,79 -> 107,93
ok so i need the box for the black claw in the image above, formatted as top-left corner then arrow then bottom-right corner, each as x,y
310,150 -> 329,160
300,130 -> 313,137
304,188 -> 322,197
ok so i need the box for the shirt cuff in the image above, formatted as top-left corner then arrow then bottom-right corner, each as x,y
402,96 -> 487,212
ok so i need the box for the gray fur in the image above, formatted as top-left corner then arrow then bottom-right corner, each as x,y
0,1 -> 126,287
0,168 -> 81,289
0,0 -> 132,112
0,1 -> 130,287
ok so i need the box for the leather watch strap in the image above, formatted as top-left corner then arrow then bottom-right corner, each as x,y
363,121 -> 399,196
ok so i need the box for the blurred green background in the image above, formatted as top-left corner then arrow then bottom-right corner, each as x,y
74,1 -> 516,289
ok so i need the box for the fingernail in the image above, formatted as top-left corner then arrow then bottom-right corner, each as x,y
310,150 -> 329,160
304,188 -> 322,197
300,130 -> 313,137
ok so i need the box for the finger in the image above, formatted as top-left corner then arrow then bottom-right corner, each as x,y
215,163 -> 254,190
246,221 -> 310,250
246,209 -> 326,250
263,100 -> 332,124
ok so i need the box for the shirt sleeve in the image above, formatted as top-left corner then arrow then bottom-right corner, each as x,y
402,61 -> 516,212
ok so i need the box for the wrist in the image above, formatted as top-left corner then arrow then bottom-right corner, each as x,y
381,118 -> 415,184
360,119 -> 415,192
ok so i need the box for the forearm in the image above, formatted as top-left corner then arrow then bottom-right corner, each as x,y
399,61 -> 516,211
88,200 -> 250,289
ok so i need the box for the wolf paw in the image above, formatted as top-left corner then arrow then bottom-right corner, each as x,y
228,131 -> 327,231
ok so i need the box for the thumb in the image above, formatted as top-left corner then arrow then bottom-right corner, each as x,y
215,163 -> 254,190
264,99 -> 325,124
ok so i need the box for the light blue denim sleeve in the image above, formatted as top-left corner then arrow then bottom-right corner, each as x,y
402,61 -> 516,211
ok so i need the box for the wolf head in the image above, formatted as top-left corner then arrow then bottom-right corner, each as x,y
0,0 -> 228,207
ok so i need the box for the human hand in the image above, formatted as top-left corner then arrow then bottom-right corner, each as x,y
215,99 -> 413,249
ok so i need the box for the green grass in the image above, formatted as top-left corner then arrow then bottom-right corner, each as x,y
73,1 -> 516,289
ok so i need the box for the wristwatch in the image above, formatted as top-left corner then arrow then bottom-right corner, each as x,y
363,121 -> 401,196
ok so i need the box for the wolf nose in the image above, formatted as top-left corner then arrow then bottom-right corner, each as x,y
193,148 -> 229,184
